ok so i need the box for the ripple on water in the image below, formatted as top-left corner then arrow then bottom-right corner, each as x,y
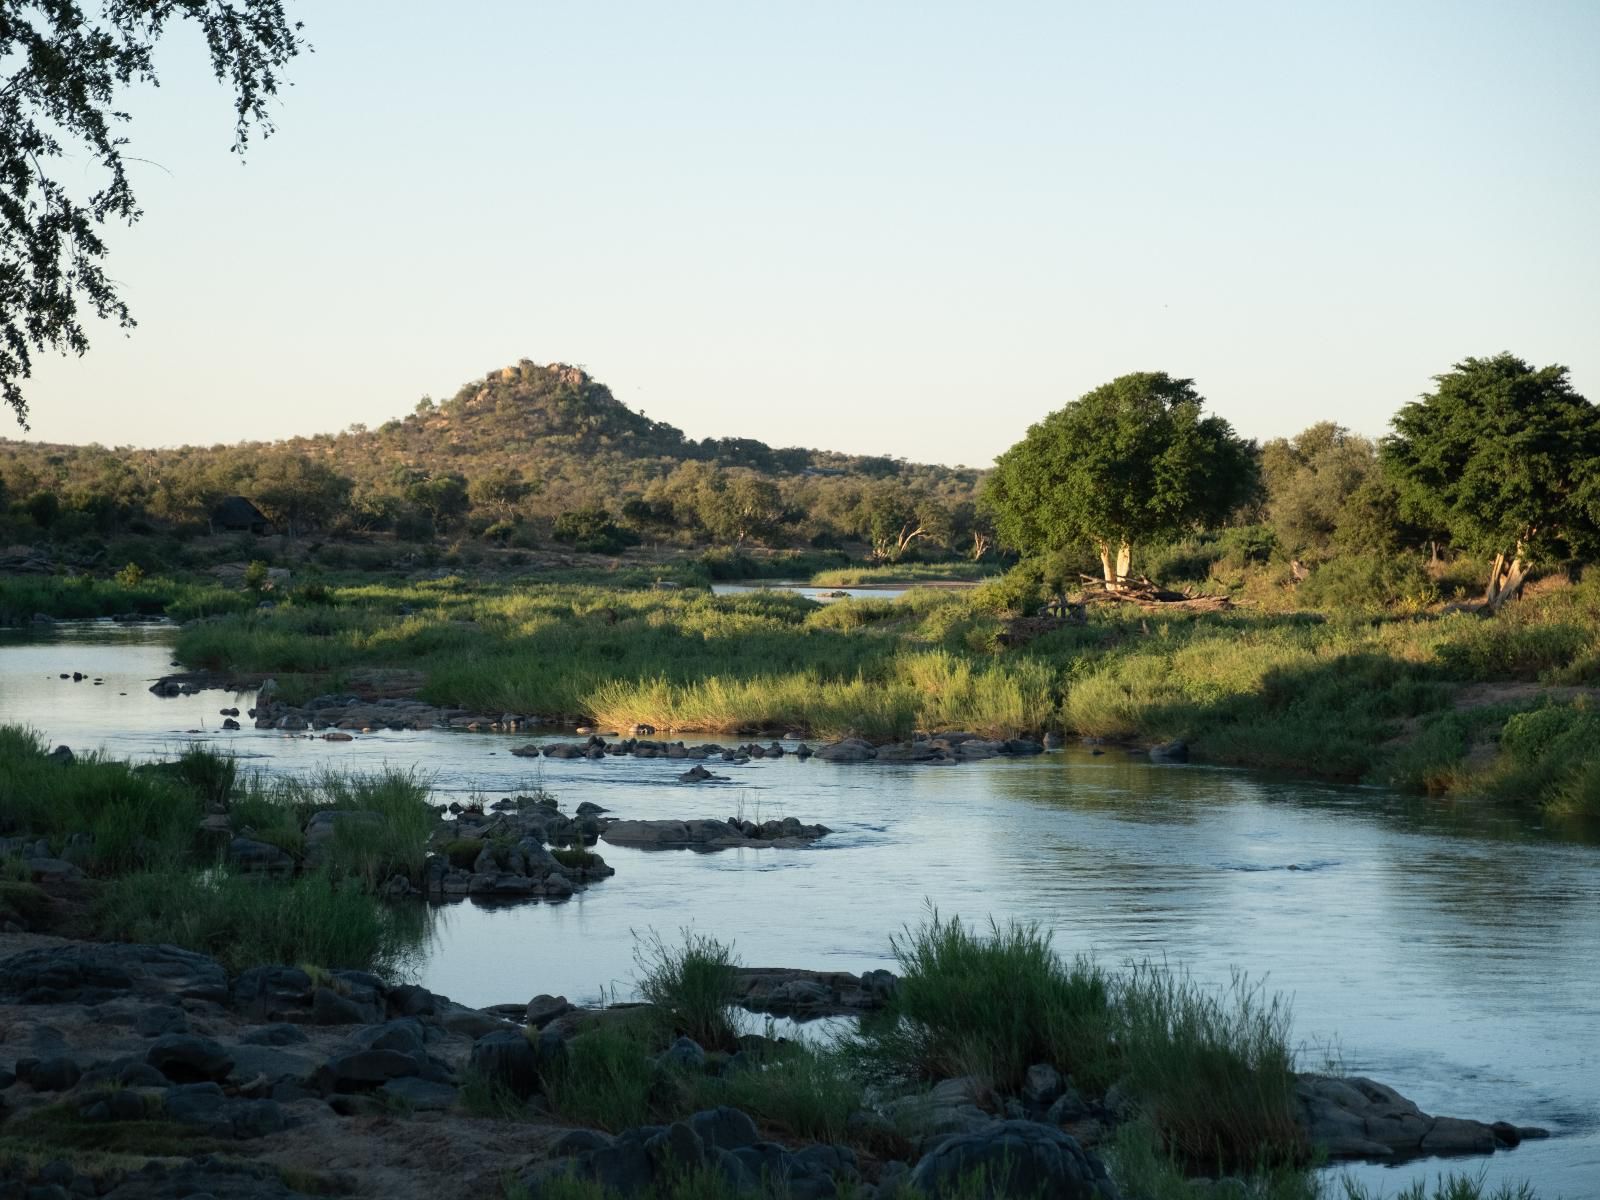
3,624 -> 1600,1193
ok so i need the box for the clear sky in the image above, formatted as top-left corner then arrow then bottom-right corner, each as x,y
13,0 -> 1600,467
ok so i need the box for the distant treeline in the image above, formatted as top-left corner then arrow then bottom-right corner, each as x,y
3,356 -> 1596,597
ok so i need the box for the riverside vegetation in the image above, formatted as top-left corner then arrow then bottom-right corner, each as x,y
49,561 -> 1593,821
0,741 -> 1548,1200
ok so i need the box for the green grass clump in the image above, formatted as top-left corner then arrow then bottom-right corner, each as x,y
228,767 -> 436,885
857,908 -> 1113,1094
810,561 -> 995,587
539,1017 -> 662,1131
444,837 -> 486,869
95,867 -> 429,974
1117,964 -> 1302,1171
635,928 -> 740,1052
550,846 -> 599,870
0,727 -> 204,873
700,1041 -> 864,1143
859,911 -> 1303,1173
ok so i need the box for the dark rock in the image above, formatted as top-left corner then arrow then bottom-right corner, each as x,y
233,966 -> 314,1019
0,942 -> 227,1006
657,1036 -> 706,1072
909,1119 -> 1118,1199
688,1105 -> 760,1151
1148,739 -> 1189,763
526,994 -> 572,1028
227,836 -> 295,875
312,986 -> 371,1026
317,1049 -> 422,1092
388,983 -> 438,1018
133,1005 -> 189,1037
146,1035 -> 233,1083
24,1057 -> 82,1092
378,1077 -> 458,1111
470,1029 -> 540,1100
239,1022 -> 310,1046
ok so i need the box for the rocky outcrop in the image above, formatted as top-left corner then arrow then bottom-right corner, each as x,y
1294,1074 -> 1549,1160
730,966 -> 897,1017
814,733 -> 1045,765
908,1119 -> 1119,1200
522,1106 -> 861,1200
601,816 -> 829,850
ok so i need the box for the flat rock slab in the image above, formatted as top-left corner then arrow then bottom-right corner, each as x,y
731,966 -> 898,1017
601,817 -> 828,850
1295,1074 -> 1548,1161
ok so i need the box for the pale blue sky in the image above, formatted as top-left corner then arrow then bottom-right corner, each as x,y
15,0 -> 1600,466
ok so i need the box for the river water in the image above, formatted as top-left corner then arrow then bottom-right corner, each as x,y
2,620 -> 1597,1195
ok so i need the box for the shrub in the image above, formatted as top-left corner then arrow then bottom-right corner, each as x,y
96,868 -> 427,974
113,561 -> 145,588
856,909 -> 1113,1093
1116,964 -> 1302,1171
1298,554 -> 1436,609
635,929 -> 739,1052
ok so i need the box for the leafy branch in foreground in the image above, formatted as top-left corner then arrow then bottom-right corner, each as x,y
1,1 -> 307,426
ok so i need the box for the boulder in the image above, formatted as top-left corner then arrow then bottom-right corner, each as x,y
146,1034 -> 234,1083
1293,1074 -> 1541,1161
815,738 -> 877,762
0,943 -> 228,1006
1148,739 -> 1189,763
908,1119 -> 1119,1199
470,1029 -> 541,1100
227,836 -> 295,875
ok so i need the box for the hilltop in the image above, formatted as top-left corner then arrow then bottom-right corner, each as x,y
0,361 -> 988,558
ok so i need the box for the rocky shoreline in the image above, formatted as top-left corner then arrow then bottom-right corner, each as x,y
0,938 -> 1549,1200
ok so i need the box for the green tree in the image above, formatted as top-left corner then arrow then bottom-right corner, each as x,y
467,466 -> 534,521
404,472 -> 470,530
984,372 -> 1259,585
1382,354 -> 1600,609
250,452 -> 350,538
1260,422 -> 1380,555
1,2 -> 306,426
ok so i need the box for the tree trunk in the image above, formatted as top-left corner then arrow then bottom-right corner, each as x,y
1115,541 -> 1131,586
1484,545 -> 1529,613
1099,543 -> 1116,586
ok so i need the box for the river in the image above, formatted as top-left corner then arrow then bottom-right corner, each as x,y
2,619 -> 1596,1195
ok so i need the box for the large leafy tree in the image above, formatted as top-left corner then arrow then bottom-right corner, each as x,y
984,372 -> 1258,586
1382,354 -> 1600,609
2,2 -> 306,427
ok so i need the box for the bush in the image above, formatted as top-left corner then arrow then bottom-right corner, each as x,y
635,929 -> 739,1052
1298,554 -> 1436,609
113,561 -> 145,588
1117,964 -> 1302,1171
554,507 -> 639,554
95,868 -> 427,974
243,560 -> 270,592
856,909 -> 1113,1093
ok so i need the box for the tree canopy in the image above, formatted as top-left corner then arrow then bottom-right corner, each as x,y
1,1 -> 306,426
1382,353 -> 1600,604
983,372 -> 1258,584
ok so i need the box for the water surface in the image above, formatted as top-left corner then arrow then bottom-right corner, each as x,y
2,622 -> 1597,1194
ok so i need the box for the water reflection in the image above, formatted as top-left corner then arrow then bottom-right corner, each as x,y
2,625 -> 1598,1193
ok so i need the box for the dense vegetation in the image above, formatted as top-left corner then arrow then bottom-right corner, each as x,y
0,361 -> 986,560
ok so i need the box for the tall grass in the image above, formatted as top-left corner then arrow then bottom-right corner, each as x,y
858,909 -> 1114,1093
0,727 -> 201,872
1118,964 -> 1302,1170
810,561 -> 996,587
95,868 -> 429,973
229,767 -> 435,884
635,928 -> 739,1051
859,912 -> 1303,1171
0,574 -> 251,622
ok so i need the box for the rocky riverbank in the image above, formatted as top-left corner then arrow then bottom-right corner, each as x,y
0,938 -> 1548,1200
